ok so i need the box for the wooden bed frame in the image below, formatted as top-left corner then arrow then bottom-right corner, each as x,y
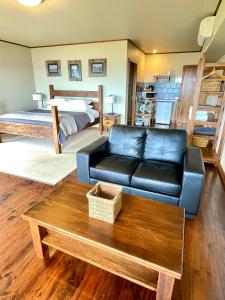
0,85 -> 103,154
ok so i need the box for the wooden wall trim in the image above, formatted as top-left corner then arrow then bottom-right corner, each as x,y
0,39 -> 30,48
127,39 -> 146,55
218,163 -> 225,187
214,0 -> 222,16
0,38 -> 205,55
31,39 -> 129,49
146,50 -> 201,55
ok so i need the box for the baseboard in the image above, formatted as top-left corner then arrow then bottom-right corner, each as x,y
218,163 -> 225,187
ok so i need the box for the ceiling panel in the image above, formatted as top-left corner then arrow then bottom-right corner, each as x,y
0,0 -> 218,52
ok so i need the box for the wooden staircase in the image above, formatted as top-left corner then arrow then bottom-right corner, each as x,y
188,55 -> 225,165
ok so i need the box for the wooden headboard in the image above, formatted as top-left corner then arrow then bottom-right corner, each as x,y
49,84 -> 103,112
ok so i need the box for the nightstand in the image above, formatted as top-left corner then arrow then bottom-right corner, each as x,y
103,113 -> 121,132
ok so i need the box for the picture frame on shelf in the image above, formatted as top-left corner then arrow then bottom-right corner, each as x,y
68,60 -> 82,81
45,60 -> 61,77
89,59 -> 107,77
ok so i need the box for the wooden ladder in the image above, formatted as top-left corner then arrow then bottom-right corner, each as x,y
188,54 -> 225,165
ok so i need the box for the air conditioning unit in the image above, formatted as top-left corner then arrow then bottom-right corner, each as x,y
198,16 -> 216,46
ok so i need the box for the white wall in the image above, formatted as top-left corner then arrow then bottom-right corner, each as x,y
203,0 -> 225,53
31,41 -> 202,125
127,42 -> 146,82
219,112 -> 225,171
218,54 -> 225,61
0,41 -> 35,113
217,54 -> 225,171
144,52 -> 200,82
31,41 -> 128,123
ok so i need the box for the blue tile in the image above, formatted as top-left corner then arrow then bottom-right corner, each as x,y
157,83 -> 164,88
157,93 -> 163,99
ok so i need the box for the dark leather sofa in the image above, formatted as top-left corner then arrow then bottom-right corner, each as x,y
76,125 -> 205,218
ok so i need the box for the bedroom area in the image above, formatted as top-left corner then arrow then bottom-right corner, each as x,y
0,1 -> 225,300
0,39 -> 129,184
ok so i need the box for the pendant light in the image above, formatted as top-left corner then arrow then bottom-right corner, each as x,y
16,0 -> 43,6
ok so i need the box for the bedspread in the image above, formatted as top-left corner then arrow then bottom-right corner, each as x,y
0,109 -> 95,144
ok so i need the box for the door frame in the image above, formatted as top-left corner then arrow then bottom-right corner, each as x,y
177,64 -> 197,124
126,59 -> 137,126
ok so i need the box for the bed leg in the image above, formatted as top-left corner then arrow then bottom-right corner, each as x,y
51,106 -> 62,154
0,134 -> 2,143
54,139 -> 62,154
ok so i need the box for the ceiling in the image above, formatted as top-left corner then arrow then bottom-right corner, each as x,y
0,0 -> 219,52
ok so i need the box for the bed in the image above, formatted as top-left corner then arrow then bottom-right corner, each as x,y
0,85 -> 103,154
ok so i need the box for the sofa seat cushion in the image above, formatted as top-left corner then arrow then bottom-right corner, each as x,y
131,160 -> 182,197
90,155 -> 139,186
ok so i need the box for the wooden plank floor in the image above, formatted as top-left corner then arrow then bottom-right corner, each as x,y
0,166 -> 224,300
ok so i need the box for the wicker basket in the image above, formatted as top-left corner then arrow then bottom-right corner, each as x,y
192,137 -> 209,148
201,80 -> 221,92
87,182 -> 123,224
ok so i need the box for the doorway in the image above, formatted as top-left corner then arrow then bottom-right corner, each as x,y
177,65 -> 197,124
127,61 -> 137,125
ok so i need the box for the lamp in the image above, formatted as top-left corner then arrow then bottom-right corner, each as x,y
105,95 -> 116,115
16,0 -> 43,6
32,93 -> 44,108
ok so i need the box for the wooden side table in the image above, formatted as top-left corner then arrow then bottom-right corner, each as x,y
103,113 -> 121,132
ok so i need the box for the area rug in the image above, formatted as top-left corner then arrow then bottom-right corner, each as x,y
0,129 -> 101,185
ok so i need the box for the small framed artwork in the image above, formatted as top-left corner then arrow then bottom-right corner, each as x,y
89,59 -> 107,77
45,60 -> 61,76
68,60 -> 82,81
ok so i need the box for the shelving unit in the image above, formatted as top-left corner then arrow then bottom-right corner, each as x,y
153,75 -> 175,83
136,113 -> 153,117
134,90 -> 156,127
188,55 -> 225,165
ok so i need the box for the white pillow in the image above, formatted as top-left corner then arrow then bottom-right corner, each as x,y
61,100 -> 90,111
64,98 -> 92,104
46,98 -> 94,111
47,98 -> 65,104
46,98 -> 65,107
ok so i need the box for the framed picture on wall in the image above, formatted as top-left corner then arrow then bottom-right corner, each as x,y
88,59 -> 107,77
45,60 -> 61,76
68,60 -> 82,81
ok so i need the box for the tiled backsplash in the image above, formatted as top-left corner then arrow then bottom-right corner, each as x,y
137,82 -> 181,100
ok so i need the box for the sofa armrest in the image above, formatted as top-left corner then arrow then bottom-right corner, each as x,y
76,136 -> 108,183
179,147 -> 205,217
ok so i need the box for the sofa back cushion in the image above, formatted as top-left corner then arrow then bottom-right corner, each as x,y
143,128 -> 187,165
108,125 -> 146,159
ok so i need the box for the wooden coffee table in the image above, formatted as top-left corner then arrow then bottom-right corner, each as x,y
22,182 -> 185,300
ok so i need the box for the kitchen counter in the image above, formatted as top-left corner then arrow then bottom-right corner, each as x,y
154,99 -> 179,102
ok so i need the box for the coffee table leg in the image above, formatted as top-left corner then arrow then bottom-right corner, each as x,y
156,272 -> 175,300
29,222 -> 49,260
